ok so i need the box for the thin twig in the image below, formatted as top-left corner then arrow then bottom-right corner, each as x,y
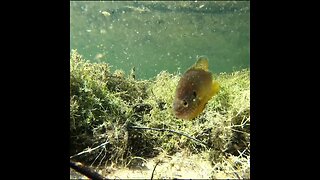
230,128 -> 250,135
70,140 -> 109,159
91,147 -> 105,167
151,161 -> 161,180
129,126 -> 208,147
98,146 -> 107,167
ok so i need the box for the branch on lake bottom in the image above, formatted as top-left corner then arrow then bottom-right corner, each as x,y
70,160 -> 108,180
129,125 -> 208,147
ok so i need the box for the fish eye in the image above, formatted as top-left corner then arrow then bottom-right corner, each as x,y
183,100 -> 188,107
193,91 -> 197,98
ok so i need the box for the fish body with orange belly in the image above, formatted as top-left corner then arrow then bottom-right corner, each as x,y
173,57 -> 220,120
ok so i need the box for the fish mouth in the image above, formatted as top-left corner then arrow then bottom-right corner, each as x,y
173,101 -> 197,120
175,109 -> 197,120
172,100 -> 180,112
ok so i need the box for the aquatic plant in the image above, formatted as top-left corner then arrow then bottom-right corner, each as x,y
70,50 -> 250,178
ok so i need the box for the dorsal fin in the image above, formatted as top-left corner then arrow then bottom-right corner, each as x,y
190,56 -> 209,71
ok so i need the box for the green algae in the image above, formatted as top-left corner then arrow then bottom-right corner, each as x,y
70,50 -> 250,178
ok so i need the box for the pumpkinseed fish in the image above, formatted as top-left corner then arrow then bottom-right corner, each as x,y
173,56 -> 219,120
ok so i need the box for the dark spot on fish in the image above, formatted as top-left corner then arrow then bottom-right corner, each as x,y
193,91 -> 197,98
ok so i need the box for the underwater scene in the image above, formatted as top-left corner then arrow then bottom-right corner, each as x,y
70,1 -> 250,179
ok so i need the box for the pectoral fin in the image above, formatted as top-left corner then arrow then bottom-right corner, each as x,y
210,80 -> 220,97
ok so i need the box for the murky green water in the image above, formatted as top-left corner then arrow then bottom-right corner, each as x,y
70,1 -> 250,79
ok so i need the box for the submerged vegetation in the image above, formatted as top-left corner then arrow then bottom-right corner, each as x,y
70,50 -> 250,179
